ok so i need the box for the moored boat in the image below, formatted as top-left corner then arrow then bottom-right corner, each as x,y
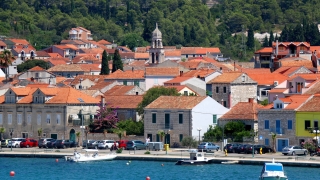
259,159 -> 288,180
65,149 -> 117,162
175,149 -> 212,165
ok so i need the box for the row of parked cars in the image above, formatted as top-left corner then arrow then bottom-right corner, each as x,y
223,143 -> 274,154
83,139 -> 147,150
0,138 -> 78,149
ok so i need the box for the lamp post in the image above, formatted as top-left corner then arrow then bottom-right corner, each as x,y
251,130 -> 257,158
9,128 -> 14,151
80,125 -> 85,148
313,128 -> 320,148
197,128 -> 202,145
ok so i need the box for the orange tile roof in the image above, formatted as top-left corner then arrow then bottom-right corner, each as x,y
179,61 -> 201,69
208,72 -> 243,83
48,64 -> 83,72
8,38 -> 30,45
181,69 -> 216,78
12,45 -> 36,53
49,59 -> 68,66
280,58 -> 313,68
26,84 -> 50,88
164,77 -> 192,84
79,64 -> 100,71
261,95 -> 310,110
56,76 -> 66,83
134,53 -> 149,59
0,40 -> 7,46
105,95 -> 143,109
135,47 -> 147,53
181,47 -> 220,54
297,94 -> 320,111
255,47 -> 273,53
88,81 -> 115,90
273,42 -> 310,47
145,96 -> 206,109
304,81 -> 320,94
268,88 -> 287,93
220,101 -> 263,120
145,67 -> 179,76
17,88 -> 38,103
288,73 -> 320,80
247,73 -> 288,85
106,69 -> 145,79
0,95 -> 4,103
72,55 -> 99,63
46,87 -> 100,104
97,39 -> 112,45
48,53 -> 64,58
241,68 -> 271,74
164,85 -> 199,95
70,75 -> 109,85
104,85 -> 137,95
28,66 -> 44,71
165,50 -> 181,57
11,87 -> 32,96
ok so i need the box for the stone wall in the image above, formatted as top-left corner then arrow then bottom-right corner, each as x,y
230,84 -> 257,107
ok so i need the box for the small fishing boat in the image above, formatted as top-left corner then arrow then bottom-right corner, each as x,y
175,149 -> 212,165
65,149 -> 117,162
259,159 -> 288,180
221,160 -> 239,164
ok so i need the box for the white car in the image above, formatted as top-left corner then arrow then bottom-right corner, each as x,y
98,140 -> 117,149
282,145 -> 308,156
7,138 -> 26,148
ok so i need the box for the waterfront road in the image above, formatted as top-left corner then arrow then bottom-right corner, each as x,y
1,147 -> 320,167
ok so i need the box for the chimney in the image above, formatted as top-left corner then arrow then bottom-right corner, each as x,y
132,67 -> 134,72
180,71 -> 183,77
220,67 -> 223,73
248,98 -> 254,103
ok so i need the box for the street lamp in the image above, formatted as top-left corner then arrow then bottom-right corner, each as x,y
197,128 -> 202,144
9,128 -> 14,151
313,128 -> 320,148
80,125 -> 85,148
251,130 -> 258,158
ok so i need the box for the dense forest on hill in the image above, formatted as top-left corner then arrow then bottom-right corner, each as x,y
1,0 -> 320,60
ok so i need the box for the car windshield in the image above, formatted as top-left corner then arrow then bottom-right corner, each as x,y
265,164 -> 283,171
199,143 -> 207,145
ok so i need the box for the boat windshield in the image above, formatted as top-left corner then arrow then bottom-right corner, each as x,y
265,164 -> 283,171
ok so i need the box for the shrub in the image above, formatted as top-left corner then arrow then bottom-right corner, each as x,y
172,142 -> 181,148
181,137 -> 197,148
144,151 -> 151,154
116,148 -> 123,153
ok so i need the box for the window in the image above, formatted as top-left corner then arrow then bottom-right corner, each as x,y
264,120 -> 269,129
17,114 -> 22,125
242,75 -> 245,82
35,73 -> 39,78
265,138 -> 269,146
213,114 -> 217,124
179,114 -> 183,124
305,120 -> 311,130
134,80 -> 139,87
27,114 -> 31,125
276,103 -> 283,109
296,82 -> 303,93
0,114 -> 2,124
154,78 -> 158,85
288,120 -> 292,130
223,101 -> 227,107
8,114 -> 12,124
152,113 -> 156,123
46,114 -> 51,124
34,97 -> 38,103
223,87 -> 227,93
216,86 -> 219,93
314,121 -> 319,129
261,90 -> 269,96
123,80 -> 127,85
184,91 -> 188,96
37,114 -> 41,125
57,114 -> 61,125
179,134 -> 183,142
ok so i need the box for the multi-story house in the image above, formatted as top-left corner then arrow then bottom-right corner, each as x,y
144,96 -> 229,145
0,40 -> 7,52
180,47 -> 221,59
69,27 -> 93,41
104,85 -> 145,96
272,66 -> 313,77
69,75 -> 109,90
145,67 -> 179,90
0,86 -> 99,142
258,95 -> 311,151
18,66 -> 57,85
163,76 -> 206,96
48,64 -> 100,78
11,44 -> 37,61
45,45 -> 79,60
208,72 -> 257,108
104,69 -> 146,91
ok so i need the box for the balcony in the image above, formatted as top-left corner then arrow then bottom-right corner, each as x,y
270,127 -> 285,135
159,123 -> 173,130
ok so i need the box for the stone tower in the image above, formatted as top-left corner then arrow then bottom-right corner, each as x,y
149,23 -> 164,64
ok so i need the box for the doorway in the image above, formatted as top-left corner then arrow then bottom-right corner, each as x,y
69,129 -> 75,142
277,138 -> 289,152
51,134 -> 57,139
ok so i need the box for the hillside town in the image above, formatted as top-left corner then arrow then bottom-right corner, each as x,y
1,25 -> 320,153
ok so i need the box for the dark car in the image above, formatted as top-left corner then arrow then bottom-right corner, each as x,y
224,143 -> 241,153
236,144 -> 251,154
87,141 -> 100,149
55,140 -> 77,149
245,144 -> 273,154
38,138 -> 54,148
20,138 -> 38,148
46,139 -> 57,149
126,140 -> 146,150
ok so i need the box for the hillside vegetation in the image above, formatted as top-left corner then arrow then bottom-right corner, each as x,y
0,0 -> 319,60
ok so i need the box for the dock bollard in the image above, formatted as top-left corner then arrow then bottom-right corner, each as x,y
260,147 -> 262,155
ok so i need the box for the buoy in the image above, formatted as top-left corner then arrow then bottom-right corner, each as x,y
146,176 -> 150,180
10,171 -> 15,177
161,164 -> 164,166
126,163 -> 129,165
129,161 -> 131,163
55,159 -> 59,162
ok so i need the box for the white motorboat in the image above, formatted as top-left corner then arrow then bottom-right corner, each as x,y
259,159 -> 288,180
175,149 -> 212,165
65,149 -> 117,162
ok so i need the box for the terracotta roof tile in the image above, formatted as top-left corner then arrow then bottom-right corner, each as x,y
247,73 -> 287,85
279,57 -> 313,68
8,39 -> 30,45
273,42 -> 310,47
241,68 -> 271,74
88,81 -> 115,90
70,75 -> 109,86
282,95 -> 311,109
165,50 -> 181,57
11,87 -> 32,96
145,67 -> 179,76
220,101 -> 264,120
35,51 -> 50,57
105,95 -> 143,109
0,95 -> 4,103
48,64 -> 83,72
106,69 -> 145,79
46,87 -> 100,104
304,80 -> 320,94
297,95 -> 320,111
28,66 -> 44,71
72,55 -> 99,63
49,59 -> 68,66
135,47 -> 147,53
179,61 -> 201,69
97,39 -> 112,45
0,40 -> 7,46
134,53 -> 149,59
255,47 -> 273,53
208,72 -> 243,83
104,85 -> 137,95
48,53 -> 64,58
164,77 -> 192,84
181,69 -> 216,78
145,96 -> 206,109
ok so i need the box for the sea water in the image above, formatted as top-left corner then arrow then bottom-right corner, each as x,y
0,157 -> 318,180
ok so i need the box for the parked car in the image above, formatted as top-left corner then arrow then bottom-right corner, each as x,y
236,144 -> 251,154
87,141 -> 100,149
38,138 -> 55,148
245,144 -> 273,154
46,139 -> 57,149
282,145 -> 308,156
20,138 -> 38,148
55,140 -> 77,149
7,138 -> 25,148
1,139 -> 10,147
197,142 -> 220,152
98,140 -> 116,149
224,143 -> 241,153
117,140 -> 129,149
82,140 -> 95,148
126,140 -> 146,150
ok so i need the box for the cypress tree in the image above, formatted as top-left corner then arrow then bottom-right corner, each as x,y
268,30 -> 274,47
112,49 -> 123,72
246,26 -> 254,49
263,35 -> 269,47
100,50 -> 110,75
184,25 -> 191,44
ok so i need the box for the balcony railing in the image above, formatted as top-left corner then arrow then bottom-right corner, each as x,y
159,123 -> 173,130
270,127 -> 285,135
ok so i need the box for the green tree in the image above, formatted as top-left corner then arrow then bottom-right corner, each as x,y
116,119 -> 144,135
224,121 -> 251,142
0,127 -> 5,141
263,35 -> 269,47
37,128 -> 42,140
158,130 -> 165,143
203,125 -> 223,142
112,49 -> 123,72
17,60 -> 49,73
0,50 -> 14,83
137,86 -> 180,118
181,136 -> 197,148
100,50 -> 110,75
246,26 -> 254,49
268,30 -> 274,47
113,128 -> 125,141
76,131 -> 81,147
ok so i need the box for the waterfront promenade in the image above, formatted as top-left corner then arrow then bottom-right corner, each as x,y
1,147 -> 320,167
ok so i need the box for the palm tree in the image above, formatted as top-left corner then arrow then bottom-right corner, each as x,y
0,127 -> 5,150
76,132 -> 81,147
158,130 -> 165,143
0,50 -> 14,83
113,128 -> 125,141
37,128 -> 43,140
271,132 -> 277,153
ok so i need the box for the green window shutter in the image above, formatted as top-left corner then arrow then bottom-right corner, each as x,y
179,134 -> 183,142
152,113 -> 156,123
213,115 -> 217,124
123,80 -> 127,85
179,114 -> 183,124
134,80 -> 139,87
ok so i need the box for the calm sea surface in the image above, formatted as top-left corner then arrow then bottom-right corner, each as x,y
0,157 -> 318,180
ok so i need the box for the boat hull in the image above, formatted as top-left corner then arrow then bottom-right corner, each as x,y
65,154 -> 117,162
175,160 -> 210,165
259,176 -> 288,180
